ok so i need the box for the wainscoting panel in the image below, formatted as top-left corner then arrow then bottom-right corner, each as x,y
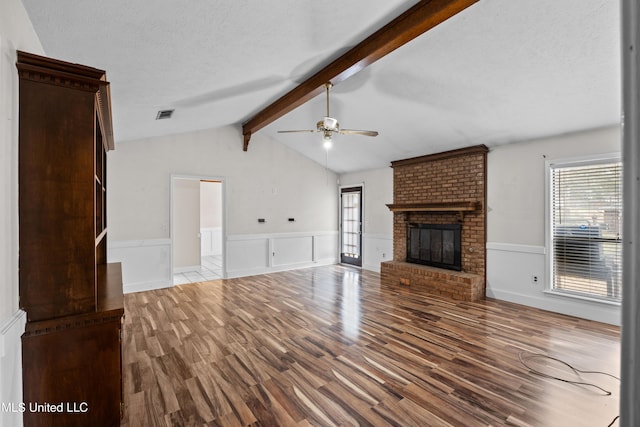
226,232 -> 338,278
200,227 -> 222,257
226,236 -> 270,276
0,310 -> 26,427
272,236 -> 313,267
111,233 -> 338,288
314,233 -> 338,263
362,233 -> 393,272
108,239 -> 172,294
486,242 -> 621,325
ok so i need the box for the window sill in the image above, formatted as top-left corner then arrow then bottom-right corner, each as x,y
543,289 -> 622,306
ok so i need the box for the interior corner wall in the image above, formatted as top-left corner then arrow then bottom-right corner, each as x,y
0,1 -> 44,426
486,126 -> 622,324
338,167 -> 394,272
107,126 -> 338,289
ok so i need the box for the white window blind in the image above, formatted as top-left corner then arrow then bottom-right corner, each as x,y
551,160 -> 622,301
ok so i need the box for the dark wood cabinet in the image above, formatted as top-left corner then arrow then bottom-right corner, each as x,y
17,51 -> 123,426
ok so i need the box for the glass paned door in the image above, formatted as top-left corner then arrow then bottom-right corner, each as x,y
341,187 -> 362,266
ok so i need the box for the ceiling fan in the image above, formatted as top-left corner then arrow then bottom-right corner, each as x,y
278,82 -> 378,149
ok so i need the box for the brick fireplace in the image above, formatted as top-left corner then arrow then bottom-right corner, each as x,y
381,145 -> 488,301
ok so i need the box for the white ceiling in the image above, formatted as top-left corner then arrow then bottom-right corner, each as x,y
22,0 -> 620,174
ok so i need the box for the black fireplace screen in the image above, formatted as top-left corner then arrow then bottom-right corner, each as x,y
406,223 -> 462,271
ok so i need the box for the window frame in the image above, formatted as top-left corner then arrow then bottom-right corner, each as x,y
544,152 -> 622,305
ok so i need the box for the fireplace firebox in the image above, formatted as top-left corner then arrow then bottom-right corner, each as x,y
406,223 -> 462,271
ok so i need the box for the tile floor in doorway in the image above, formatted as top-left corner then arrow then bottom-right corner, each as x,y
173,255 -> 223,285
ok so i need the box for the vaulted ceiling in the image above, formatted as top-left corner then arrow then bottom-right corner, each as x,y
22,0 -> 620,173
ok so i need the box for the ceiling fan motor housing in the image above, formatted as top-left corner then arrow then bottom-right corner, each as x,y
322,116 -> 339,131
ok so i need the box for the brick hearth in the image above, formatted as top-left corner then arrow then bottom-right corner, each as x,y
381,261 -> 484,301
381,145 -> 488,302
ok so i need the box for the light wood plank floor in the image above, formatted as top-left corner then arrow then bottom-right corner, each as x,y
121,265 -> 620,426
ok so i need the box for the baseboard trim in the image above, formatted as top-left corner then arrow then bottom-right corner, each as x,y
226,258 -> 337,279
487,288 -> 621,325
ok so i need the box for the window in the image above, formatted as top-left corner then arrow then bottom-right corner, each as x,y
548,157 -> 622,302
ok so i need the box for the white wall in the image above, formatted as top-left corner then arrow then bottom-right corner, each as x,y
200,180 -> 222,257
107,126 -> 338,288
172,178 -> 201,270
338,167 -> 394,272
486,126 -> 622,324
0,2 -> 43,426
200,180 -> 222,228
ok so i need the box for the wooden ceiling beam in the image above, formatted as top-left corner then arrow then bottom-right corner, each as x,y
241,0 -> 478,150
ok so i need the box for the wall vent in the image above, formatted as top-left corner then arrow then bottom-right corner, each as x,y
156,109 -> 174,120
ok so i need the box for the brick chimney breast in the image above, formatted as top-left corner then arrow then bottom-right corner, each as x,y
381,145 -> 488,301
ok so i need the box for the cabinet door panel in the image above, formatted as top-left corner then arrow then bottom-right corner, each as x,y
22,319 -> 122,426
19,80 -> 97,320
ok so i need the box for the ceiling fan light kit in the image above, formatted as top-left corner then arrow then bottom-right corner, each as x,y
322,132 -> 333,149
278,82 -> 378,149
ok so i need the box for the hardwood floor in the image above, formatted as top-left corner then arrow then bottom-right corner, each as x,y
121,265 -> 620,426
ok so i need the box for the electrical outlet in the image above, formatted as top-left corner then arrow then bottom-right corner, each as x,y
531,275 -> 539,284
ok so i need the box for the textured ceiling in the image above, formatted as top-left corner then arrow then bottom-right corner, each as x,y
22,0 -> 620,173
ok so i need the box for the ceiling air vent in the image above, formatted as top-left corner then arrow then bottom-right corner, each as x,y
156,109 -> 174,120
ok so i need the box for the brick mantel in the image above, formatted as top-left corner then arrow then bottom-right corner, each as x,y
381,144 -> 488,300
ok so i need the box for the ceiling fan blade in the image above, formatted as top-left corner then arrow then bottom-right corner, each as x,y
277,129 -> 317,133
339,129 -> 379,137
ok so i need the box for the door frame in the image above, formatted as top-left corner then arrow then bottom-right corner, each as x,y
170,174 -> 227,282
339,184 -> 364,267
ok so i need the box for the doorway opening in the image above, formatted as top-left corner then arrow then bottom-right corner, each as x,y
340,186 -> 363,267
171,176 -> 225,284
